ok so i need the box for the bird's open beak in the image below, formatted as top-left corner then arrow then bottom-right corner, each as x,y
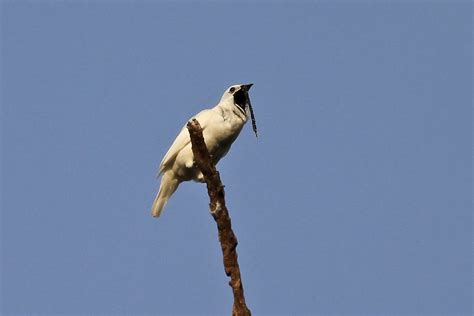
241,83 -> 253,91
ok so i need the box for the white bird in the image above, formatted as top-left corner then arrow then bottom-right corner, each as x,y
151,84 -> 258,217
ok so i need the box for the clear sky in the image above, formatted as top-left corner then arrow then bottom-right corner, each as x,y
1,1 -> 471,315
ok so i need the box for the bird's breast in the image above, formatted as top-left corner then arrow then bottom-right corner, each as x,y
202,115 -> 245,161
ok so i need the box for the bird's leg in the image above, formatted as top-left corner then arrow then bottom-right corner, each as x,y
190,160 -> 206,183
185,159 -> 194,169
196,171 -> 205,183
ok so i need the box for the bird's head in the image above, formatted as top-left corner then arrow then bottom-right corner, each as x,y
220,84 -> 258,137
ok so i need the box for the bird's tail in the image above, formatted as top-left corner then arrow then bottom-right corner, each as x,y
151,171 -> 179,218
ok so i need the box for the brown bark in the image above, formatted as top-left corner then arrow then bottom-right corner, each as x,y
186,118 -> 251,316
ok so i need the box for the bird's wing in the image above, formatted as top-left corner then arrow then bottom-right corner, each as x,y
158,109 -> 214,176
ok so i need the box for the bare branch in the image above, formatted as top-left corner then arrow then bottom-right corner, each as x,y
186,118 -> 251,316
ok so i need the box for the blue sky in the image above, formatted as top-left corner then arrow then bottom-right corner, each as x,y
1,1 -> 472,315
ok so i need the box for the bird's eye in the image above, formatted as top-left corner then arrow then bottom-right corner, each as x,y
229,87 -> 235,93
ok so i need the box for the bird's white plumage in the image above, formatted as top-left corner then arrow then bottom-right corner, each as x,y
151,84 -> 255,217
158,109 -> 212,175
